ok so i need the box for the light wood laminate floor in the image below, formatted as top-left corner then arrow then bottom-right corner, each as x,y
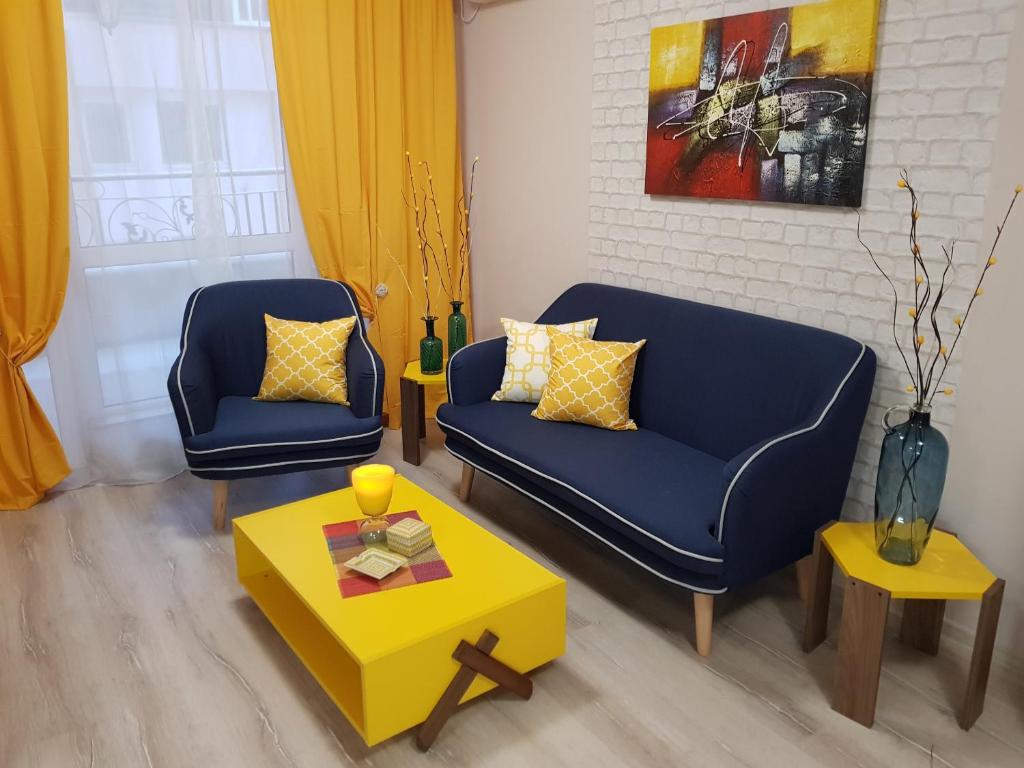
2,426 -> 1022,767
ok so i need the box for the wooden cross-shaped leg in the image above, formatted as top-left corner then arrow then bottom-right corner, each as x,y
417,630 -> 533,750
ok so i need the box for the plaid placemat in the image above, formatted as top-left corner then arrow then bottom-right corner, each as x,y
322,511 -> 452,598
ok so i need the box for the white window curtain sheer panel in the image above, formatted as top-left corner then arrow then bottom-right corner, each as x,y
40,0 -> 317,487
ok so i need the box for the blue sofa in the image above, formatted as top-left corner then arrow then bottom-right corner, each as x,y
437,283 -> 875,654
167,279 -> 384,529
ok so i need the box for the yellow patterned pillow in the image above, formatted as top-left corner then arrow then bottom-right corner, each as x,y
492,317 -> 598,403
256,314 -> 357,405
532,329 -> 646,431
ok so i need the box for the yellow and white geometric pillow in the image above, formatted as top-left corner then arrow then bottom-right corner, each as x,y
532,328 -> 646,431
256,314 -> 357,405
492,317 -> 598,403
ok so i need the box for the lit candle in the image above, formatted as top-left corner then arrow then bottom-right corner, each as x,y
351,464 -> 395,518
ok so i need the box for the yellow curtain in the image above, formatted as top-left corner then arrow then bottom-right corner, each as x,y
0,0 -> 71,510
270,0 -> 470,427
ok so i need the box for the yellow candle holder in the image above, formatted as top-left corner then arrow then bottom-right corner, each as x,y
350,464 -> 396,545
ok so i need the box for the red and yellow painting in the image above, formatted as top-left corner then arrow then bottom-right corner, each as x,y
645,0 -> 880,207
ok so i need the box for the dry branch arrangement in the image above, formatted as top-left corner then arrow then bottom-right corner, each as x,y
404,152 -> 477,316
857,171 -> 1021,410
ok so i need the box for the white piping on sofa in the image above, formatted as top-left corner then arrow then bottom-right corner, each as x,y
184,425 -> 384,454
176,286 -> 206,437
435,415 -> 725,564
715,342 -> 868,543
447,445 -> 728,595
188,449 -> 378,473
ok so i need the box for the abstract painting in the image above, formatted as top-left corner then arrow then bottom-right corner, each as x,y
645,0 -> 880,208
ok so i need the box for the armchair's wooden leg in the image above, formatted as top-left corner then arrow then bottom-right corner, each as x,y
458,464 -> 475,503
212,480 -> 229,532
694,593 -> 714,657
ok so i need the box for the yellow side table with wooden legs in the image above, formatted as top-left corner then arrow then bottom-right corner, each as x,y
400,360 -> 447,466
803,522 -> 1003,730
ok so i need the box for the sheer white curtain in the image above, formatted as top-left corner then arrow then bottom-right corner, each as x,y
37,0 -> 316,486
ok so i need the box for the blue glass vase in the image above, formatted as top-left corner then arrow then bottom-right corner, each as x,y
874,405 -> 949,565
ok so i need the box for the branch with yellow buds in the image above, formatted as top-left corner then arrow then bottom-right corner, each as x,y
858,170 -> 1021,409
927,181 -> 1020,405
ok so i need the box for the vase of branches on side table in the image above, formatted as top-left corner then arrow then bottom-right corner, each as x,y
859,172 -> 1020,565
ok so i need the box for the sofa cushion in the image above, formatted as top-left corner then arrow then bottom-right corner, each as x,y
436,401 -> 727,570
184,395 -> 383,460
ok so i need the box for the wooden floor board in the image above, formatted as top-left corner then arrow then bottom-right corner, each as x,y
2,424 -> 1021,767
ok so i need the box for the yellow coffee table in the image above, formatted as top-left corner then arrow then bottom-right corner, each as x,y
803,522 -> 1003,730
233,476 -> 566,748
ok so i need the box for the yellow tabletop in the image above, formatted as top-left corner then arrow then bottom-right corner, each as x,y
233,476 -> 565,745
402,360 -> 447,386
823,523 -> 995,600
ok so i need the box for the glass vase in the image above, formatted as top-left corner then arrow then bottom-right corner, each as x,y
447,300 -> 468,358
419,316 -> 443,375
874,405 -> 949,565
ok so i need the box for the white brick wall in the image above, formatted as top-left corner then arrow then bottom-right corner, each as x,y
590,0 -> 1018,517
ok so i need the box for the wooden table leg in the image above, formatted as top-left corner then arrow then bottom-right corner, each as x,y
833,577 -> 890,728
900,599 -> 946,655
418,382 -> 426,438
803,524 -> 836,652
958,578 -> 1005,730
453,641 -> 533,700
418,630 -> 533,751
400,377 -> 422,465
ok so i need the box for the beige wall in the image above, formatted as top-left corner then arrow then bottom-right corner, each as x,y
943,4 -> 1024,654
456,0 -> 594,338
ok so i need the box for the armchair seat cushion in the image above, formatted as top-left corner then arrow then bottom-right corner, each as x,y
437,401 -> 727,572
184,396 -> 383,461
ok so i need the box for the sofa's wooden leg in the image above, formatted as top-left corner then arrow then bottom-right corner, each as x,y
796,555 -> 814,605
458,464 -> 475,503
212,480 -> 229,532
694,593 -> 714,657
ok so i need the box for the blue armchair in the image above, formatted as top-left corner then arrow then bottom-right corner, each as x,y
167,279 -> 385,529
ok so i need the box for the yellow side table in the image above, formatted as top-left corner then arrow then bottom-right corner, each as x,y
803,522 -> 1003,730
400,360 -> 447,466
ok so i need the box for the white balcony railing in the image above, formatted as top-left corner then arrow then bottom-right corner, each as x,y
71,168 -> 290,248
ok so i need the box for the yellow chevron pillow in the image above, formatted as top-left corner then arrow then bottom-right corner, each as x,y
532,329 -> 646,431
492,317 -> 599,403
256,314 -> 357,405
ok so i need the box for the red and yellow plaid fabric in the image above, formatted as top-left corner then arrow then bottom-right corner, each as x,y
322,511 -> 452,598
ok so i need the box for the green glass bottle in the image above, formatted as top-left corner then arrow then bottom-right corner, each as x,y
447,300 -> 468,358
419,316 -> 443,375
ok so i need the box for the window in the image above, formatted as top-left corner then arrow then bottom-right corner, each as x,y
83,103 -> 131,164
157,101 -> 224,165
